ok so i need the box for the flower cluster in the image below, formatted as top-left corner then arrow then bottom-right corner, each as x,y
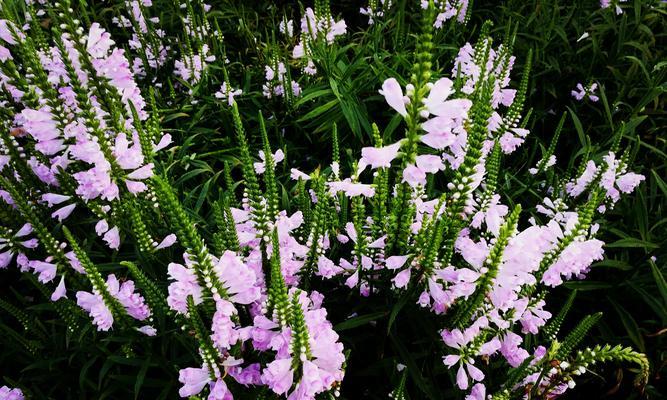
600,0 -> 629,14
0,4 -> 173,337
0,2 -> 650,400
425,0 -> 471,27
0,386 -> 24,400
571,82 -> 599,102
292,4 -> 347,76
360,0 -> 394,25
262,60 -> 301,100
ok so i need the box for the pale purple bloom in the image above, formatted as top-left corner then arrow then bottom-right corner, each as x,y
86,23 -> 115,58
290,168 -> 311,181
572,82 -> 599,102
30,259 -> 57,283
466,383 -> 486,400
0,19 -> 24,45
402,164 -> 426,187
415,154 -> 445,173
211,299 -> 239,350
103,226 -> 121,250
42,193 -> 71,207
156,234 -> 177,250
0,386 -> 24,400
379,78 -> 408,117
107,274 -> 151,320
153,134 -> 172,152
385,255 -> 409,270
317,256 -> 343,278
208,379 -> 233,400
327,179 -> 375,197
254,149 -> 285,174
167,259 -> 204,314
215,82 -> 242,106
51,275 -> 67,301
214,251 -> 261,304
360,141 -> 402,169
392,268 -> 411,288
77,291 -> 114,331
229,363 -> 262,386
616,172 -> 644,193
262,358 -> 294,395
137,325 -> 157,336
52,203 -> 76,221
178,366 -> 211,397
542,239 -> 605,287
499,331 -> 529,367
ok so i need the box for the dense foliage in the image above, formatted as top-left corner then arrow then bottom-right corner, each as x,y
0,1 -> 664,399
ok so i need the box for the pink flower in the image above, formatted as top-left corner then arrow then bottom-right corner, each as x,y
167,261 -> 204,314
499,332 -> 530,367
571,83 -> 586,100
542,239 -> 604,287
19,108 -> 62,155
214,251 -> 261,304
229,363 -> 262,386
73,166 -> 119,201
114,134 -> 144,170
107,274 -> 151,320
424,78 -> 454,109
208,379 -> 233,400
392,268 -> 411,288
127,163 -> 154,180
291,168 -> 311,181
95,219 -> 109,235
103,226 -> 121,250
215,82 -> 243,106
379,78 -> 408,117
616,172 -> 644,193
402,164 -> 426,187
262,358 -> 294,395
466,383 -> 486,400
317,256 -> 343,278
416,154 -> 445,173
30,259 -> 57,283
156,234 -> 177,250
360,141 -> 402,169
137,325 -> 157,336
51,276 -> 67,301
0,386 -> 24,400
420,131 -> 456,149
211,300 -> 239,350
86,23 -> 115,58
52,204 -> 76,221
254,149 -> 285,174
0,20 -> 24,45
76,291 -> 114,331
178,366 -> 211,397
566,160 -> 599,197
429,98 -> 472,119
153,134 -> 172,152
385,255 -> 409,270
327,179 -> 375,197
42,193 -> 70,207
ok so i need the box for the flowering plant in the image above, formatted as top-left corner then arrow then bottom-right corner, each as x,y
0,1 -> 657,399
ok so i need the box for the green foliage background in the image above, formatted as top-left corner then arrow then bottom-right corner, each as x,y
0,0 -> 665,399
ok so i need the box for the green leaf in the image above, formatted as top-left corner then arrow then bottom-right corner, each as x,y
334,311 -> 387,331
649,260 -> 667,307
609,298 -> 645,352
134,357 -> 151,400
605,238 -> 659,249
566,106 -> 586,148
